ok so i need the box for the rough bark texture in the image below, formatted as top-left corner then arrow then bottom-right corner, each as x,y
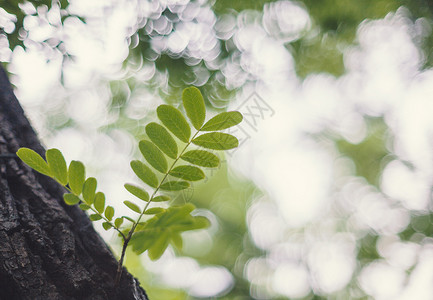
0,65 -> 148,300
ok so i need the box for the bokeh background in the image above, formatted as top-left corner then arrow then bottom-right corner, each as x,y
2,0 -> 433,299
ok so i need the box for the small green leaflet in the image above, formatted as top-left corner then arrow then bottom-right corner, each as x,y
114,217 -> 124,228
157,105 -> 191,143
160,181 -> 190,191
182,87 -> 206,130
201,111 -> 243,131
139,140 -> 168,173
68,160 -> 85,195
79,203 -> 90,210
63,193 -> 80,205
152,195 -> 170,202
105,206 -> 114,221
130,160 -> 159,188
46,148 -> 68,185
124,184 -> 149,202
171,233 -> 183,250
16,148 -> 52,177
94,192 -> 105,214
148,230 -> 169,260
89,214 -> 102,221
82,177 -> 97,204
169,165 -> 205,181
124,200 -> 141,214
181,150 -> 219,168
102,222 -> 112,231
145,123 -> 178,159
122,215 -> 136,223
144,207 -> 165,214
193,132 -> 238,150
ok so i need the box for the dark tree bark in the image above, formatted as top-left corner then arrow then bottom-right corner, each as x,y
0,65 -> 148,300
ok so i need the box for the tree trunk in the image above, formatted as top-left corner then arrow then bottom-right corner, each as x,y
0,65 -> 148,300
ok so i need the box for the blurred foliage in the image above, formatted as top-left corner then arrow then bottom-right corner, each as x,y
336,118 -> 389,187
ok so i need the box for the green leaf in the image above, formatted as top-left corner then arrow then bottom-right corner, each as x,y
122,216 -> 136,223
102,222 -> 112,231
145,122 -> 178,159
89,214 -> 102,221
124,200 -> 142,214
169,165 -> 205,181
68,160 -> 85,195
79,203 -> 91,211
94,192 -> 105,214
16,148 -> 52,177
124,184 -> 149,201
130,160 -> 159,188
181,150 -> 220,167
114,217 -> 124,228
182,86 -> 206,130
46,148 -> 68,185
201,111 -> 243,131
148,230 -> 170,260
105,206 -> 114,221
139,140 -> 168,173
157,105 -> 191,143
144,207 -> 165,215
131,230 -> 158,254
191,216 -> 211,230
171,233 -> 183,250
63,193 -> 80,205
160,181 -> 190,191
82,177 -> 97,204
152,195 -> 170,202
192,132 -> 239,150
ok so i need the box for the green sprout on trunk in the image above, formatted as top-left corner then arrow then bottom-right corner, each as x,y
16,87 -> 243,285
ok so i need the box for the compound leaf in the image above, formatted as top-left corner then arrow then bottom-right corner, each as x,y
201,111 -> 243,131
182,87 -> 206,130
160,181 -> 190,191
181,150 -> 219,168
145,123 -> 178,159
68,160 -> 85,195
46,148 -> 68,185
139,140 -> 167,173
124,200 -> 141,214
94,192 -> 105,214
157,105 -> 191,143
192,132 -> 238,150
130,160 -> 159,188
82,177 -> 97,204
124,183 -> 149,202
63,193 -> 80,205
169,165 -> 205,181
16,148 -> 52,177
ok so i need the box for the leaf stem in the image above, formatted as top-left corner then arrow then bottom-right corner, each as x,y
64,186 -> 126,240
